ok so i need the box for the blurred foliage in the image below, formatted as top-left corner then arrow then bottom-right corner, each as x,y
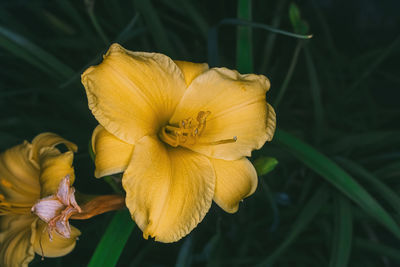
1,0 -> 400,266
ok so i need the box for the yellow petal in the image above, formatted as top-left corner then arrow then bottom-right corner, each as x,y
211,158 -> 257,213
81,43 -> 187,144
123,135 -> 215,243
0,142 -> 40,203
30,132 -> 77,167
170,67 -> 276,160
37,148 -> 75,197
32,219 -> 81,258
91,125 -> 134,178
174,60 -> 209,86
0,215 -> 36,267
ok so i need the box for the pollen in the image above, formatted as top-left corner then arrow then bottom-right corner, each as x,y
159,111 -> 237,147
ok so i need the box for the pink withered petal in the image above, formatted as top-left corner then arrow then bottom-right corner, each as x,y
56,175 -> 71,205
68,187 -> 81,212
31,175 -> 82,241
31,197 -> 64,223
55,219 -> 71,239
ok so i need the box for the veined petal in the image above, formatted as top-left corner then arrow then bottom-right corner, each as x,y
81,43 -> 187,144
0,141 -> 39,203
91,125 -> 134,178
37,148 -> 75,197
123,135 -> 215,243
0,215 -> 36,267
31,196 -> 63,223
30,133 -> 77,167
170,68 -> 276,160
174,60 -> 209,86
32,220 -> 80,258
211,158 -> 258,213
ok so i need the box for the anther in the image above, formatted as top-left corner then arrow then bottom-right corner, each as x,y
1,179 -> 12,188
159,111 -> 211,147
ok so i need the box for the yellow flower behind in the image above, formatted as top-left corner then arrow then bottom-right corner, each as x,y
82,43 -> 276,243
0,133 -> 81,267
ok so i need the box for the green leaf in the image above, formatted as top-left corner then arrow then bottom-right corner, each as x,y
0,25 -> 75,80
175,236 -> 193,267
85,0 -> 110,45
375,161 -> 400,181
354,237 -> 400,262
258,185 -> 330,266
329,193 -> 352,267
288,3 -> 309,35
134,0 -> 176,57
254,157 -> 278,176
273,40 -> 303,108
288,3 -> 301,27
274,129 -> 400,239
304,46 -> 324,143
88,210 -> 135,267
336,157 -> 400,216
236,0 -> 253,73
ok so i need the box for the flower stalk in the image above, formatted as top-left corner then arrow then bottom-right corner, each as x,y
71,194 -> 125,220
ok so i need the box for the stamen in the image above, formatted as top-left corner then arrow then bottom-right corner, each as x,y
159,111 -> 211,147
1,179 -> 12,188
159,111 -> 238,148
201,136 -> 237,145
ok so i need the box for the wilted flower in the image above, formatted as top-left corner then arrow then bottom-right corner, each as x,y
0,133 -> 80,267
31,175 -> 81,241
82,43 -> 276,242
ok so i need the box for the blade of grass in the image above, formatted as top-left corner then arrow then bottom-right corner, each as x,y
236,0 -> 253,73
115,14 -> 140,43
273,40 -> 303,108
326,131 -> 400,154
257,185 -> 330,266
259,0 -> 287,73
0,33 -> 54,77
274,129 -> 400,239
335,157 -> 400,216
56,0 -> 93,36
0,25 -> 75,79
41,10 -> 76,35
221,18 -> 312,39
329,193 -> 352,267
347,35 -> 400,95
134,0 -> 175,57
175,236 -> 193,267
354,237 -> 400,262
259,178 -> 280,232
165,0 -> 208,39
87,210 -> 135,267
85,0 -> 110,45
375,161 -> 400,182
208,18 -> 311,67
304,46 -> 324,144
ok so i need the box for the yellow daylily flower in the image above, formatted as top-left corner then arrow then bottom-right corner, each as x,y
82,43 -> 276,243
0,133 -> 81,267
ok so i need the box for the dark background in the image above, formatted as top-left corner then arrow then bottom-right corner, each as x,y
1,0 -> 399,266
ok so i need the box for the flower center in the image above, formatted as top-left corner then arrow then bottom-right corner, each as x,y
159,111 -> 237,147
